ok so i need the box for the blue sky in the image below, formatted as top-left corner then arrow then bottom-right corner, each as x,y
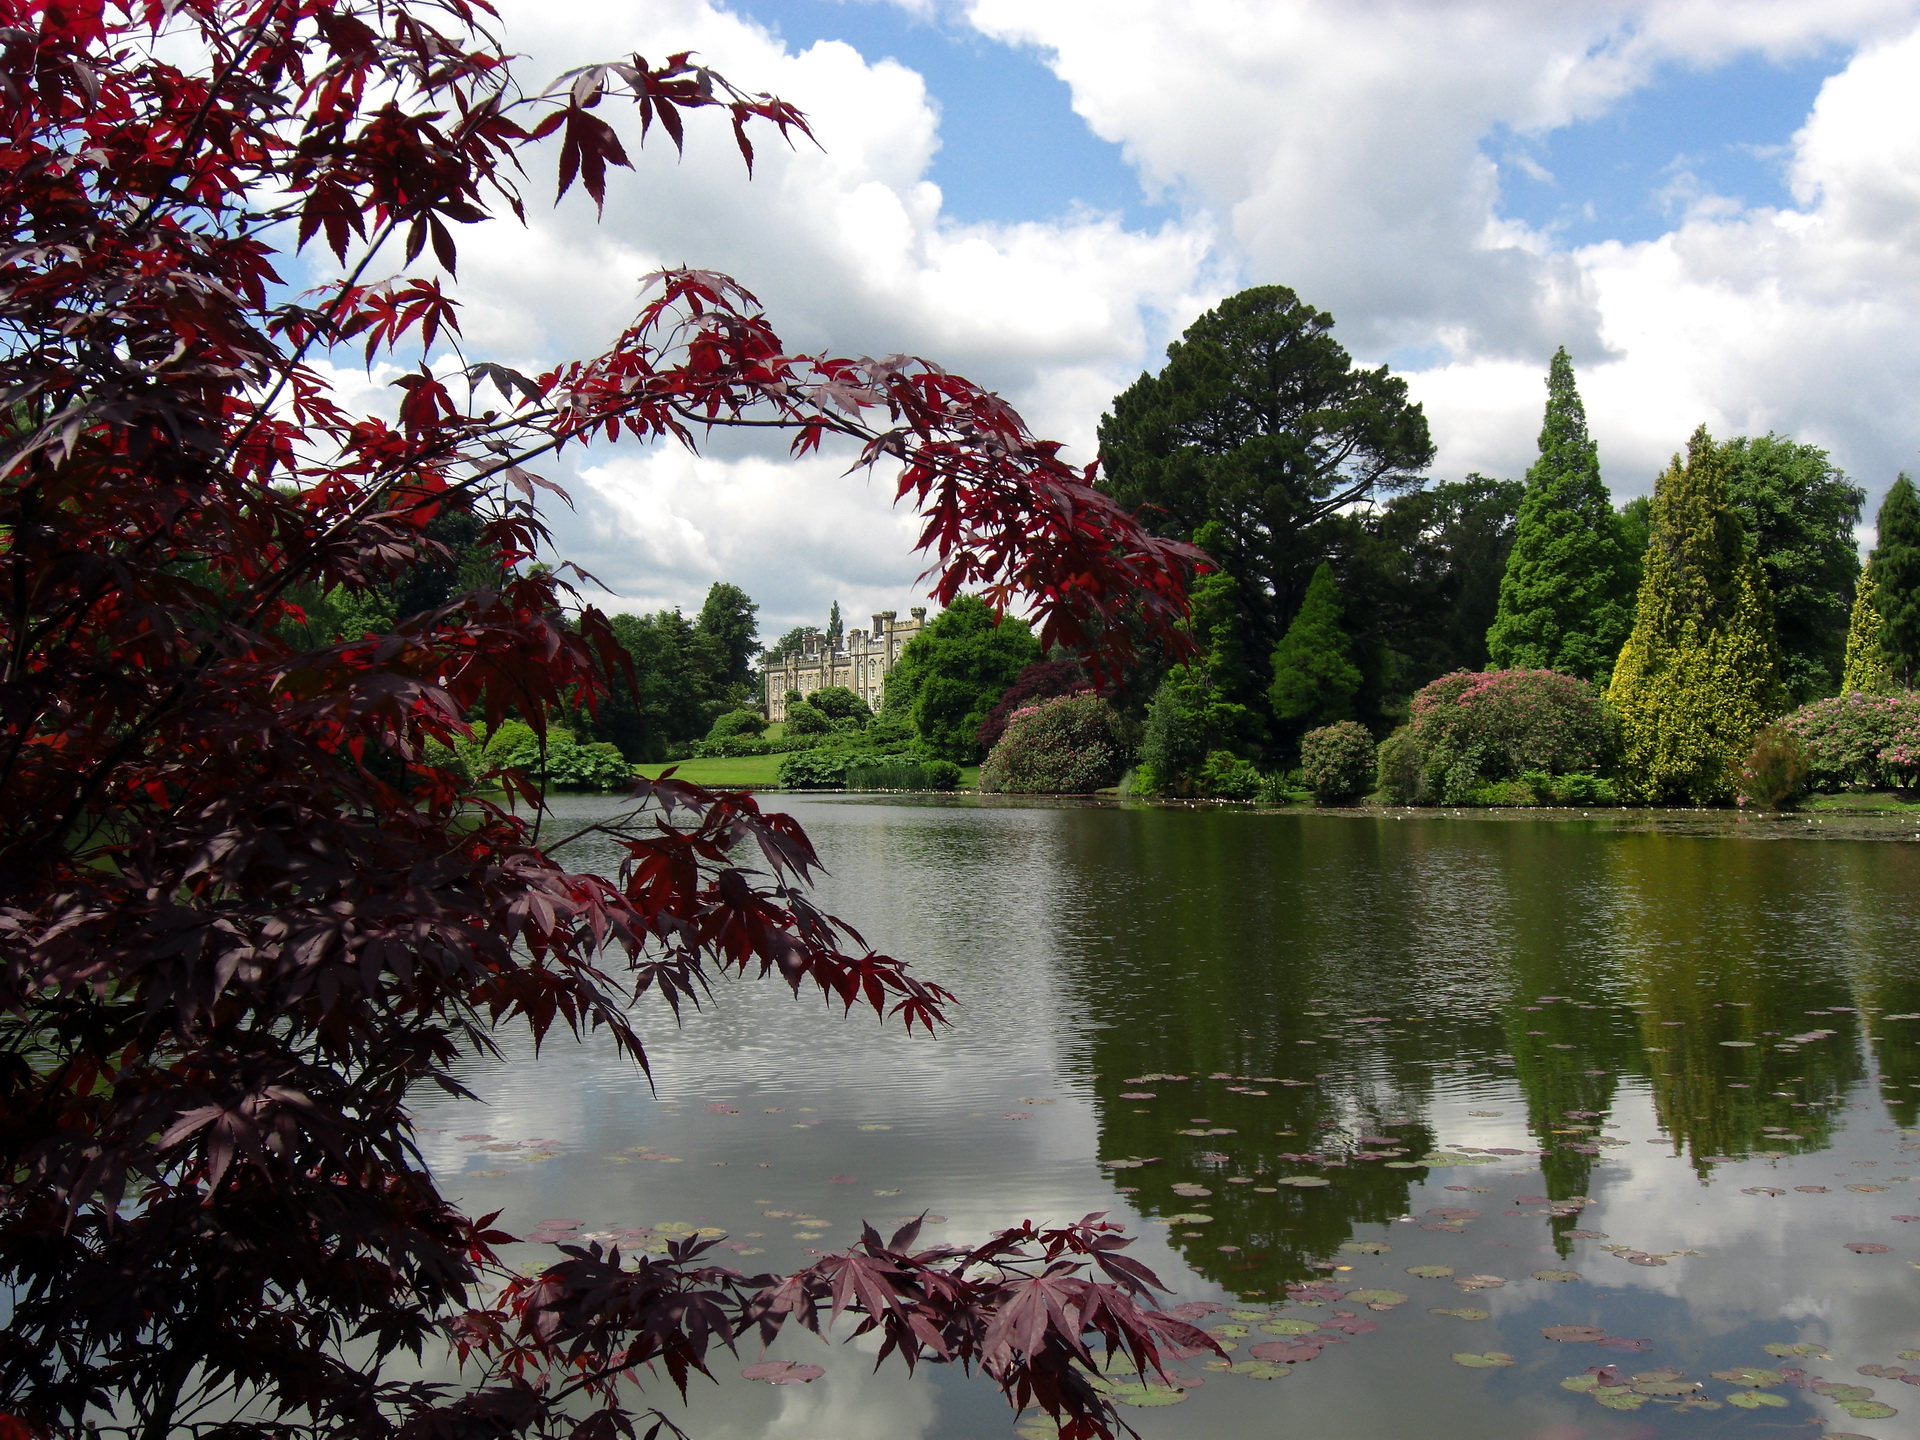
728,2 -> 1846,248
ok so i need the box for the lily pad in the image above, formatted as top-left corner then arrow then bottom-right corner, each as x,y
1764,1342 -> 1831,1358
1811,1383 -> 1875,1402
742,1361 -> 824,1385
1430,1308 -> 1490,1320
1259,1319 -> 1320,1335
1725,1390 -> 1789,1409
1406,1265 -> 1455,1279
1711,1367 -> 1784,1386
1345,1289 -> 1407,1306
1092,1379 -> 1190,1408
1277,1176 -> 1332,1188
1591,1387 -> 1646,1410
1202,1359 -> 1293,1379
1532,1270 -> 1581,1282
1452,1352 -> 1515,1368
1845,1241 -> 1892,1254
1211,1324 -> 1251,1338
1453,1274 -> 1506,1290
1840,1400 -> 1898,1419
1543,1326 -> 1608,1343
1340,1240 -> 1391,1254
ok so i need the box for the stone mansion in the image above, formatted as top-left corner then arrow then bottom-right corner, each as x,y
762,608 -> 929,721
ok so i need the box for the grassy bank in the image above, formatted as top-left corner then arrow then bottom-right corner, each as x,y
634,756 -> 980,791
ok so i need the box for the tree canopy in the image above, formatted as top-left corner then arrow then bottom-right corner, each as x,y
1720,434 -> 1863,704
1873,473 -> 1920,687
1268,562 -> 1362,750
1098,285 -> 1434,658
885,597 -> 1042,760
1485,347 -> 1637,681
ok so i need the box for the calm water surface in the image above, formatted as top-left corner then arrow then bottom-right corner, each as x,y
413,797 -> 1920,1440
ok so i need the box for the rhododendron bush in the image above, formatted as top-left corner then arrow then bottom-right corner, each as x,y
1779,692 -> 1920,791
1407,669 -> 1617,804
0,3 -> 1206,1436
979,694 -> 1122,794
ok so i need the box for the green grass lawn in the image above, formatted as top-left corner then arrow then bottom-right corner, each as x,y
633,756 -> 980,791
1802,789 -> 1920,812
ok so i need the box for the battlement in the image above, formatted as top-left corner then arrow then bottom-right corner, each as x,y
761,606 -> 932,720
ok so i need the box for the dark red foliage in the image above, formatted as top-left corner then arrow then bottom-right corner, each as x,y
974,659 -> 1093,752
0,3 -> 1202,1438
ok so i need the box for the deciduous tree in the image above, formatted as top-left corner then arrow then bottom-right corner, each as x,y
884,596 -> 1042,761
0,6 -> 1206,1438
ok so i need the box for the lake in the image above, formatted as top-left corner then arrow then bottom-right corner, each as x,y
413,795 -> 1920,1440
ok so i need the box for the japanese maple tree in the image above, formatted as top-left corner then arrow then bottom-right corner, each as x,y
0,2 -> 1206,1437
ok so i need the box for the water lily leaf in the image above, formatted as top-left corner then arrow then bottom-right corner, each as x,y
1383,1161 -> 1422,1168
1720,1040 -> 1757,1047
1406,1265 -> 1455,1279
1594,1337 -> 1654,1353
1562,1374 -> 1601,1392
1344,1289 -> 1407,1306
1632,1380 -> 1700,1396
1712,1368 -> 1784,1386
1845,1242 -> 1892,1253
1015,1418 -> 1063,1440
1592,1388 -> 1647,1410
1278,1176 -> 1332,1187
1533,1270 -> 1581,1282
1812,1384 -> 1875,1402
1453,1352 -> 1515,1368
1212,1324 -> 1251,1338
1847,1184 -> 1891,1193
1430,1308 -> 1490,1320
1726,1390 -> 1789,1409
1248,1339 -> 1329,1363
1226,1309 -> 1268,1320
1202,1359 -> 1293,1379
1341,1240 -> 1391,1254
1840,1400 -> 1898,1419
742,1361 -> 824,1384
1454,1274 -> 1506,1290
1743,1186 -> 1787,1197
1259,1319 -> 1320,1335
1764,1342 -> 1830,1358
1543,1325 -> 1608,1343
1092,1379 -> 1190,1407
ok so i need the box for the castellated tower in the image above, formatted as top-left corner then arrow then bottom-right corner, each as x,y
761,607 -> 929,721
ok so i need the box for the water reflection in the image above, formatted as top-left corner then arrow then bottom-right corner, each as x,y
416,797 -> 1920,1440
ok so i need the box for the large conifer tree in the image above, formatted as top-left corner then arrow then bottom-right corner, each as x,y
1841,570 -> 1893,694
1874,473 -> 1920,686
1485,347 -> 1636,680
1608,428 -> 1785,803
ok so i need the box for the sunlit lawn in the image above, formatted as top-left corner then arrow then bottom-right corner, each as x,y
633,755 -> 980,791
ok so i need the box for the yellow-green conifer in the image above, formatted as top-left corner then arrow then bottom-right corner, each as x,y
1841,569 -> 1893,695
1608,427 -> 1785,803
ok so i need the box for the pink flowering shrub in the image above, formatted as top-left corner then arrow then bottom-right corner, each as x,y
1408,669 -> 1617,804
1301,721 -> 1376,803
978,694 -> 1123,793
1778,691 -> 1920,791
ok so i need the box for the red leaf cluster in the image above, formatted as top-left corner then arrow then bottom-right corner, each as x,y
0,2 -> 1197,1437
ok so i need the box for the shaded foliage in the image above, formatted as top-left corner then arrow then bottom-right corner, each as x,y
980,694 -> 1124,794
1407,670 -> 1617,806
1872,474 -> 1920,688
1267,563 -> 1361,754
975,660 -> 1092,753
1299,721 -> 1376,804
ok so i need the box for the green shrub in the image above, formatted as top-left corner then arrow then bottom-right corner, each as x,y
1300,720 -> 1376,804
689,733 -> 820,759
706,708 -> 767,740
1197,750 -> 1260,800
778,747 -> 854,789
1548,772 -> 1618,805
1738,725 -> 1810,809
979,694 -> 1122,794
494,729 -> 633,791
1777,691 -> 1920,791
1376,725 -> 1426,805
808,686 -> 870,725
844,759 -> 962,791
1137,668 -> 1259,796
1255,771 -> 1306,806
784,701 -> 831,736
884,596 -> 1040,761
1408,668 -> 1615,803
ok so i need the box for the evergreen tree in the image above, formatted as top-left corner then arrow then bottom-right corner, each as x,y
1485,347 -> 1637,681
1268,563 -> 1361,749
827,599 -> 844,646
1608,427 -> 1785,803
1875,473 -> 1920,686
1841,570 -> 1893,695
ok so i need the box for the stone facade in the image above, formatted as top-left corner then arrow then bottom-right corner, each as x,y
762,608 -> 928,720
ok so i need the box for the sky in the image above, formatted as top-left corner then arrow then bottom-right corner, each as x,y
382,0 -> 1920,633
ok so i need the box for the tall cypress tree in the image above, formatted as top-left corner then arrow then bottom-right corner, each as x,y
1268,562 -> 1361,750
1875,474 -> 1920,686
1608,427 -> 1784,804
1841,570 -> 1893,695
1485,347 -> 1637,680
